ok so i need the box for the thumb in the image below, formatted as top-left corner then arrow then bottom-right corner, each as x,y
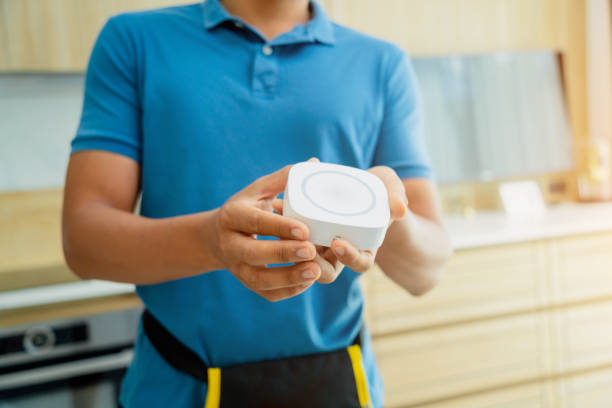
246,164 -> 292,198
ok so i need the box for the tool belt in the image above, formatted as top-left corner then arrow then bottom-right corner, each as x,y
142,309 -> 373,408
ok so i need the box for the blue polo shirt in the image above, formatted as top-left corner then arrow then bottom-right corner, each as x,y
72,1 -> 432,406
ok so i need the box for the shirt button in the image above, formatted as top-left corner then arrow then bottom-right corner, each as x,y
262,45 -> 273,56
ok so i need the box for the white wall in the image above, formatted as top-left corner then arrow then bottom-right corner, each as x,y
0,74 -> 84,192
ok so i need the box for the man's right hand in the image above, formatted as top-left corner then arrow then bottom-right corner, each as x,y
211,164 -> 321,302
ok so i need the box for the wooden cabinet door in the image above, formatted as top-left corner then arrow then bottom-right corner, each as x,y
373,312 -> 552,407
1,0 -> 81,71
552,301 -> 612,373
556,367 -> 612,408
0,0 -> 186,71
551,232 -> 612,304
363,242 -> 548,335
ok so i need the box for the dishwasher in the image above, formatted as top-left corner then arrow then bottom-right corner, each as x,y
0,307 -> 141,408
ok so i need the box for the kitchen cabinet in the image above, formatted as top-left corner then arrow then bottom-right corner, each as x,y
0,0 -> 184,71
0,189 -> 77,291
365,230 -> 612,407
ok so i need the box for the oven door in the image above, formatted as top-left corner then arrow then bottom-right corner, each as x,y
0,347 -> 133,408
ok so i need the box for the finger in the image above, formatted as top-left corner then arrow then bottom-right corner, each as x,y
307,157 -> 320,163
313,249 -> 344,284
230,235 -> 316,265
257,281 -> 314,303
245,164 -> 292,198
271,198 -> 283,214
224,202 -> 309,240
237,261 -> 321,291
330,239 -> 375,273
369,166 -> 408,220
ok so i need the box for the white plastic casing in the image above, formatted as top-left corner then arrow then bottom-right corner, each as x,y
283,162 -> 390,250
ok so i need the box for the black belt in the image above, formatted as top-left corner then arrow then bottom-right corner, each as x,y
141,309 -> 372,408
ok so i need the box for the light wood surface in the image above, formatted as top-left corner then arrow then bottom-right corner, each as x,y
363,243 -> 548,335
557,366 -> 612,408
0,186 -> 76,294
0,0 -> 183,71
375,311 -> 552,407
551,232 -> 612,303
553,301 -> 612,374
0,189 -> 76,291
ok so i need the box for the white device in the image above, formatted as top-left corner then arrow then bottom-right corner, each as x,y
283,162 -> 390,250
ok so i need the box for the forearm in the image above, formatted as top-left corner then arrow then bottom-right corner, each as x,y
375,210 -> 453,295
62,203 -> 222,285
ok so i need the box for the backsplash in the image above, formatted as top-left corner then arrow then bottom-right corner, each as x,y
413,51 -> 574,184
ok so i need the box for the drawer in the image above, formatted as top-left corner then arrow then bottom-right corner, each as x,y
556,366 -> 612,408
553,301 -> 612,373
365,242 -> 547,335
551,233 -> 612,303
415,381 -> 556,408
373,312 -> 552,407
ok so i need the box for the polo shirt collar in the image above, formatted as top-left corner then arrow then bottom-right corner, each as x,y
202,0 -> 335,45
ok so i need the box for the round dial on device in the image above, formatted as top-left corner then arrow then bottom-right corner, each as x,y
302,170 -> 376,216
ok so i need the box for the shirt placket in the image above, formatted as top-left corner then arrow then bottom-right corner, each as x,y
252,43 -> 279,98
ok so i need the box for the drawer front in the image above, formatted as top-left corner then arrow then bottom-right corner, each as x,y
557,367 -> 612,408
554,301 -> 612,373
365,242 -> 547,335
552,233 -> 612,303
373,313 -> 552,407
415,381 -> 555,408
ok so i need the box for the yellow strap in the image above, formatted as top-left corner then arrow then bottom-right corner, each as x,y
347,345 -> 372,408
203,367 -> 221,408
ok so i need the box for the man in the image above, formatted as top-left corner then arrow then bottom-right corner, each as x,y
62,0 -> 453,406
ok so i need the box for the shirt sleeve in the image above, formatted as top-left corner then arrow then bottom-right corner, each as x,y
371,50 -> 433,180
71,16 -> 141,162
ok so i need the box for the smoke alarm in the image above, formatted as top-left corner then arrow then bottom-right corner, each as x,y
283,162 -> 390,250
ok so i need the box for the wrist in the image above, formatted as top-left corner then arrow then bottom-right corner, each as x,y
198,208 -> 226,271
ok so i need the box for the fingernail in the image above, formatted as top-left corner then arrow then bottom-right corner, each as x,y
297,247 -> 312,259
291,228 -> 304,240
302,269 -> 316,279
334,246 -> 345,256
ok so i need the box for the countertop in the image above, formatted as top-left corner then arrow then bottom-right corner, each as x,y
446,202 -> 612,249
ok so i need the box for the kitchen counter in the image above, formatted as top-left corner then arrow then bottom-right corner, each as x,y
446,202 -> 612,249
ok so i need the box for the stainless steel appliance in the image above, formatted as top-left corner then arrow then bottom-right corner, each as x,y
0,307 -> 141,408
